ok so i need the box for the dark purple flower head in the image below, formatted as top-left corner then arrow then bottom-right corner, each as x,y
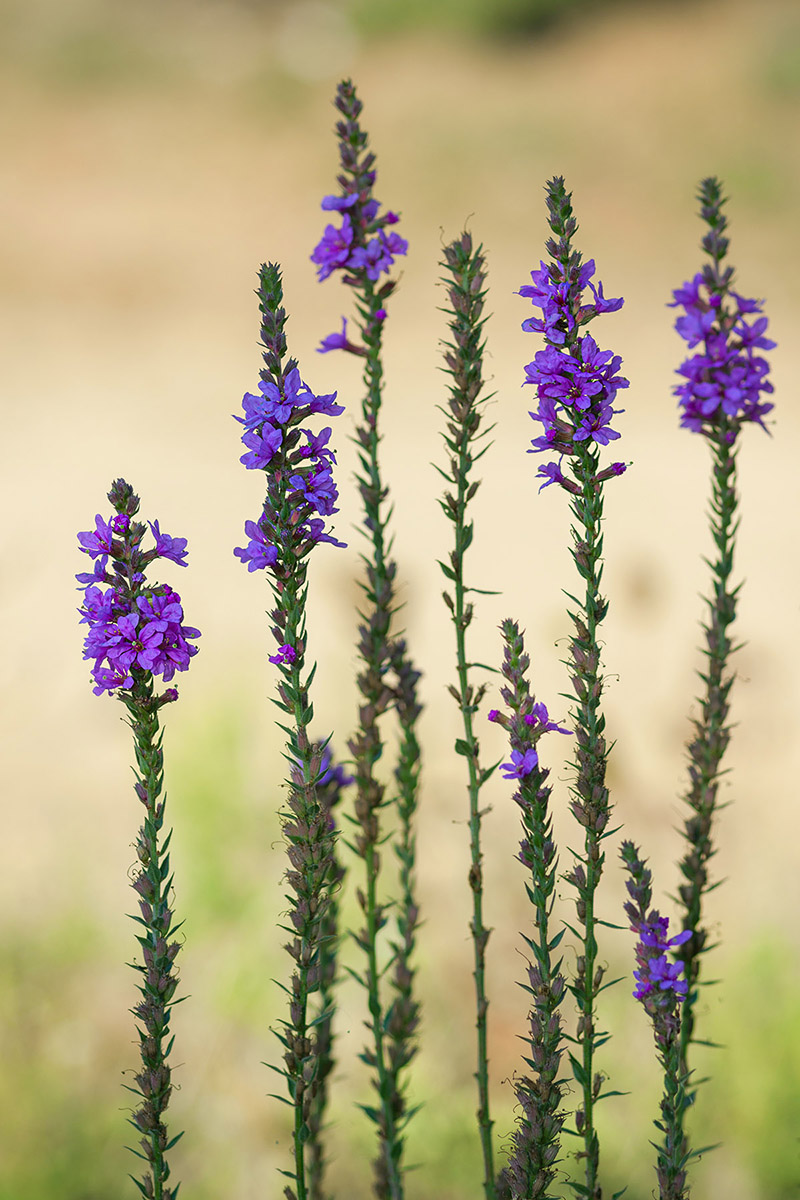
670,272 -> 774,435
234,336 -> 346,574
620,840 -> 691,1036
311,81 -> 407,292
670,178 -> 775,437
520,178 -> 628,492
77,483 -> 199,699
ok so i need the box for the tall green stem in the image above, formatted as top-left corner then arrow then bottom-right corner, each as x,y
675,429 -> 739,1092
125,679 -> 183,1200
564,442 -> 612,1200
350,285 -> 406,1200
438,233 -> 496,1200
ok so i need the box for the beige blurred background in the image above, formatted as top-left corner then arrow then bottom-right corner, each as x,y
3,0 -> 800,1196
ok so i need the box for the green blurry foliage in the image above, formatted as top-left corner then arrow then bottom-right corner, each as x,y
346,0 -> 694,39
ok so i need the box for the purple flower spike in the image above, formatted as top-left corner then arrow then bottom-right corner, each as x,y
669,178 -> 775,436
77,482 -> 200,699
233,264 -> 346,577
519,181 -> 628,492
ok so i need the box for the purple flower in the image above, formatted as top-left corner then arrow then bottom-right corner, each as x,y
670,270 -> 775,434
500,747 -> 540,780
306,389 -> 345,416
519,198 -> 628,491
149,520 -> 188,568
234,519 -> 279,572
321,193 -> 359,212
77,489 -> 200,698
487,708 -> 501,723
629,913 -> 691,1005
348,233 -> 396,281
318,317 -> 351,354
77,514 -> 116,560
240,424 -> 283,470
311,214 -> 354,282
76,555 -> 110,587
269,643 -> 297,666
524,702 -> 572,735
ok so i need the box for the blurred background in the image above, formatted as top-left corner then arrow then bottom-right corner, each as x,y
2,0 -> 800,1195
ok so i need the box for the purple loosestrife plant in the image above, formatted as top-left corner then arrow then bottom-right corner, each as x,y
437,231 -> 500,1200
669,178 -> 775,1123
519,177 -> 628,1200
312,78 -> 420,1200
492,621 -> 570,1200
76,479 -> 200,1200
234,262 -> 345,1200
621,842 -> 695,1200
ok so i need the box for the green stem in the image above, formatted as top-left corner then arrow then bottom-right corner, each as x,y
566,442 -> 610,1200
438,233 -> 495,1198
125,679 -> 182,1200
350,283 -> 405,1200
656,1035 -> 690,1200
676,427 -> 739,1095
276,563 -> 336,1200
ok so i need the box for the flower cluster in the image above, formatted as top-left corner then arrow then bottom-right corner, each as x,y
621,841 -> 691,1016
311,78 -> 407,355
233,366 -> 346,572
519,179 -> 629,493
669,271 -> 775,436
630,914 -> 691,1004
77,481 -> 200,698
521,261 -> 629,490
492,695 -> 572,780
312,192 -> 407,286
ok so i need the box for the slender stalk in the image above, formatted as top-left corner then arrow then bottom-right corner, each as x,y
348,281 -> 408,1200
381,638 -> 423,1191
495,621 -> 567,1200
125,679 -> 184,1200
622,842 -> 693,1200
307,748 -> 349,1200
669,178 -> 775,1130
311,78 -> 417,1200
515,178 -> 628,1199
275,571 -> 335,1200
437,231 -> 497,1200
76,479 -> 199,1200
675,430 -> 739,1084
233,263 -> 345,1200
563,440 -> 612,1200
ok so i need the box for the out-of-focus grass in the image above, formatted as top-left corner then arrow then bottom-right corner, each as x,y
347,0 -> 694,38
2,913 -> 798,1197
3,698 -> 798,1198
